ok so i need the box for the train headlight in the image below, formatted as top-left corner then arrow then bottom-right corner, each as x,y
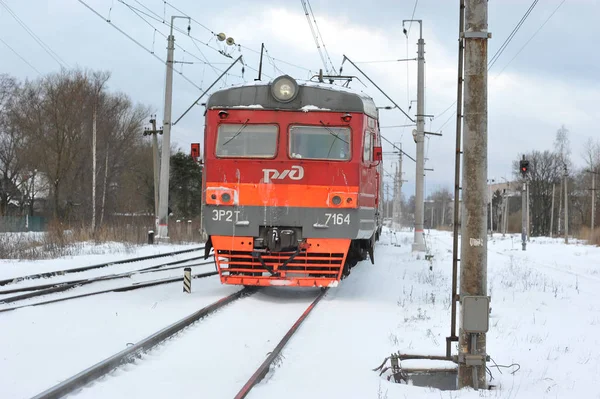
221,193 -> 231,203
271,75 -> 298,103
332,195 -> 342,205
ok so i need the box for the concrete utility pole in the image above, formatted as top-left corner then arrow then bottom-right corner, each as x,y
92,102 -> 97,232
393,143 -> 403,229
550,183 -> 555,237
526,181 -> 530,241
458,0 -> 490,390
487,178 -> 494,235
157,15 -> 190,240
402,19 -> 426,252
592,171 -> 596,236
144,116 -> 162,232
502,190 -> 507,237
521,182 -> 527,250
564,165 -> 569,244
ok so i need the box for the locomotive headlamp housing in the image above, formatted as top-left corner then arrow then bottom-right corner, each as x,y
271,75 -> 299,103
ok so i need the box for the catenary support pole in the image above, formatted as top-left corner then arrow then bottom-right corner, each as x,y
92,103 -> 97,232
525,181 -> 531,242
521,182 -> 527,250
550,183 -> 555,237
458,0 -> 489,389
402,19 -> 426,252
150,117 -> 161,233
157,15 -> 190,240
447,0 -> 465,358
564,166 -> 569,244
591,171 -> 595,238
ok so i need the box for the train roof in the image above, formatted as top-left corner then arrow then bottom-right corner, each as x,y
206,76 -> 379,119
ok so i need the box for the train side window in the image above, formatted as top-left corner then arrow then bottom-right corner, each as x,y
363,130 -> 372,162
216,124 -> 278,158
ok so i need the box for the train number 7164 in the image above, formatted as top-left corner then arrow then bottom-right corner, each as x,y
325,213 -> 350,225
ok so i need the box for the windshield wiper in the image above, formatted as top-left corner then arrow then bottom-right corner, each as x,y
319,120 -> 349,144
221,118 -> 250,147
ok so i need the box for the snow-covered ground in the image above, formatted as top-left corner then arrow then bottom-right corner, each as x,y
1,229 -> 600,398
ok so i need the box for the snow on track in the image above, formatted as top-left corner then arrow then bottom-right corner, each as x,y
3,230 -> 600,398
69,287 -> 324,399
0,277 -> 239,399
0,243 -> 203,283
0,251 -> 206,296
0,260 -> 216,310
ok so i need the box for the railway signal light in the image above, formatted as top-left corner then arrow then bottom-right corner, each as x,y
520,159 -> 529,176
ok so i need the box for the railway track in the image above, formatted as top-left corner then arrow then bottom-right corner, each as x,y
0,245 -> 205,287
30,287 -> 328,399
0,254 -> 214,303
0,269 -> 218,314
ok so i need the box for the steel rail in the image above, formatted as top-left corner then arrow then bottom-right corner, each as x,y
234,287 -> 329,399
0,254 -> 213,299
30,287 -> 257,399
0,246 -> 205,286
0,271 -> 218,313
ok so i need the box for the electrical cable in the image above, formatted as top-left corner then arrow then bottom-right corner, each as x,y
306,0 -> 337,74
77,0 -> 202,91
488,0 -> 539,71
0,37 -> 42,75
163,0 -> 312,76
406,0 -> 420,37
495,0 -> 566,78
0,0 -> 70,69
432,0 -> 546,133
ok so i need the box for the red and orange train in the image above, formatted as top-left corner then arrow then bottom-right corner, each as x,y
201,75 -> 383,288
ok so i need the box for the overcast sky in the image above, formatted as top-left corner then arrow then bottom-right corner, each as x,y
1,0 -> 598,199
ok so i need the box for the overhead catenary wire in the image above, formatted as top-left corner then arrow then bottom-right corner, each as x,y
163,0 -> 313,76
118,0 -> 232,77
488,0 -> 539,71
304,0 -> 337,74
433,0 -> 545,133
0,0 -> 70,69
0,37 -> 42,75
77,0 -> 203,91
495,0 -> 566,78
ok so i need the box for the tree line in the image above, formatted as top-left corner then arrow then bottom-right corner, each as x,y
0,69 -> 202,231
391,125 -> 599,242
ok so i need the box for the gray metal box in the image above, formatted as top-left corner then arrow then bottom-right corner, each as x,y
462,296 -> 489,333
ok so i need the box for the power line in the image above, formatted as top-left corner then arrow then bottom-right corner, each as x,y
163,0 -> 313,75
77,0 -> 202,91
433,0 -> 545,133
305,0 -> 337,74
0,0 -> 70,69
0,37 -> 41,75
119,0 -> 225,77
240,44 -> 312,73
355,58 -> 417,64
495,0 -> 566,78
406,0 -> 420,36
488,0 -> 539,71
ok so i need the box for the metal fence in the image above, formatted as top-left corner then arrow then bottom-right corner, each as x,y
0,215 -> 47,232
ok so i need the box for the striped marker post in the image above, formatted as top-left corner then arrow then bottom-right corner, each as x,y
183,267 -> 192,293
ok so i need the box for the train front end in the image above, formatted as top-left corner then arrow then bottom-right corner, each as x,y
202,75 -> 381,288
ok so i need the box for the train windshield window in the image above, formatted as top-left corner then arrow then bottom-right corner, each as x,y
289,125 -> 350,161
216,124 -> 278,158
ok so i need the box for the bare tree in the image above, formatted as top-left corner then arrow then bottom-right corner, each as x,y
513,150 -> 563,236
0,74 -> 27,216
